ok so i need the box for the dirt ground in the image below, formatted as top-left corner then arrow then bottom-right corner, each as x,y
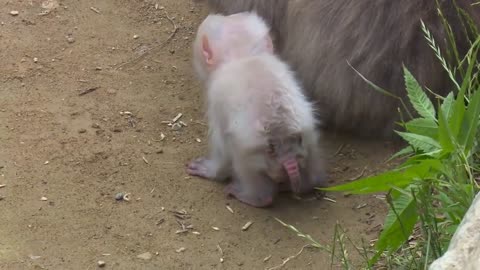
0,1 -> 399,269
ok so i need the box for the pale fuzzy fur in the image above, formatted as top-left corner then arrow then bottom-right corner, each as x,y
206,53 -> 318,150
192,12 -> 272,83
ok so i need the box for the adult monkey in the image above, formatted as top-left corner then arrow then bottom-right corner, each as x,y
199,0 -> 480,137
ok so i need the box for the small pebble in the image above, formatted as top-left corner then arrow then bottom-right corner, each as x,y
78,128 -> 87,134
133,34 -> 139,39
137,252 -> 152,260
176,247 -> 186,253
106,88 -> 117,95
66,36 -> 75,43
40,197 -> 48,201
115,192 -> 124,201
10,10 -> 19,16
97,260 -> 106,267
33,57 -> 38,63
91,123 -> 101,129
242,221 -> 253,231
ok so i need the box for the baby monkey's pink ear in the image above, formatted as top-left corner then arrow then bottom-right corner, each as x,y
201,35 -> 215,66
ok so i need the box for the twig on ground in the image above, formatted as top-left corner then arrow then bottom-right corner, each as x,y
114,10 -> 179,70
333,144 -> 345,156
265,245 -> 310,270
90,7 -> 101,14
348,166 -> 367,181
78,86 -> 99,96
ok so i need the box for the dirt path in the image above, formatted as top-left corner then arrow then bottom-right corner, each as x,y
0,1 -> 397,269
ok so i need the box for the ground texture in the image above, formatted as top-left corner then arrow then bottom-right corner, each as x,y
0,1 -> 397,269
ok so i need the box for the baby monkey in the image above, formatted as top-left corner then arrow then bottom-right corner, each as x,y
187,12 -> 326,207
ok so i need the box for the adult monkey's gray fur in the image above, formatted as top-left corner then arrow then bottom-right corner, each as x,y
199,0 -> 480,137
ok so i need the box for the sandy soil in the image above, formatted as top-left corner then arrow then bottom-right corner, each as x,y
0,1 -> 398,269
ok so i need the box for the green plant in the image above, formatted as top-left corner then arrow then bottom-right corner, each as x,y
320,20 -> 480,268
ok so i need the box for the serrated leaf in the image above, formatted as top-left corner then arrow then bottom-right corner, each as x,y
319,170 -> 412,194
396,131 -> 441,153
403,66 -> 436,120
319,160 -> 442,194
404,118 -> 438,139
386,146 -> 414,162
440,92 -> 455,121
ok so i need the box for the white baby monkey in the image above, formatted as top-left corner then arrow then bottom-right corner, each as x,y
187,12 -> 326,207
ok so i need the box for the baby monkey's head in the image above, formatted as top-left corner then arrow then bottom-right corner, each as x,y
193,12 -> 274,82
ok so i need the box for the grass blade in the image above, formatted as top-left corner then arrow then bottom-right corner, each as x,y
459,88 -> 480,153
370,190 -> 418,265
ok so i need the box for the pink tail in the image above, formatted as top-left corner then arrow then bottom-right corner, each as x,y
282,158 -> 300,193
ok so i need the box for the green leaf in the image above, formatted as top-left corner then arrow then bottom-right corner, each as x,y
386,146 -> 414,162
319,159 -> 442,194
319,170 -> 412,194
440,92 -> 455,121
458,38 -> 480,97
451,94 -> 466,138
370,190 -> 418,264
403,66 -> 436,121
437,103 -> 456,153
459,89 -> 480,153
396,131 -> 441,153
451,39 -> 480,136
404,118 -> 438,139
